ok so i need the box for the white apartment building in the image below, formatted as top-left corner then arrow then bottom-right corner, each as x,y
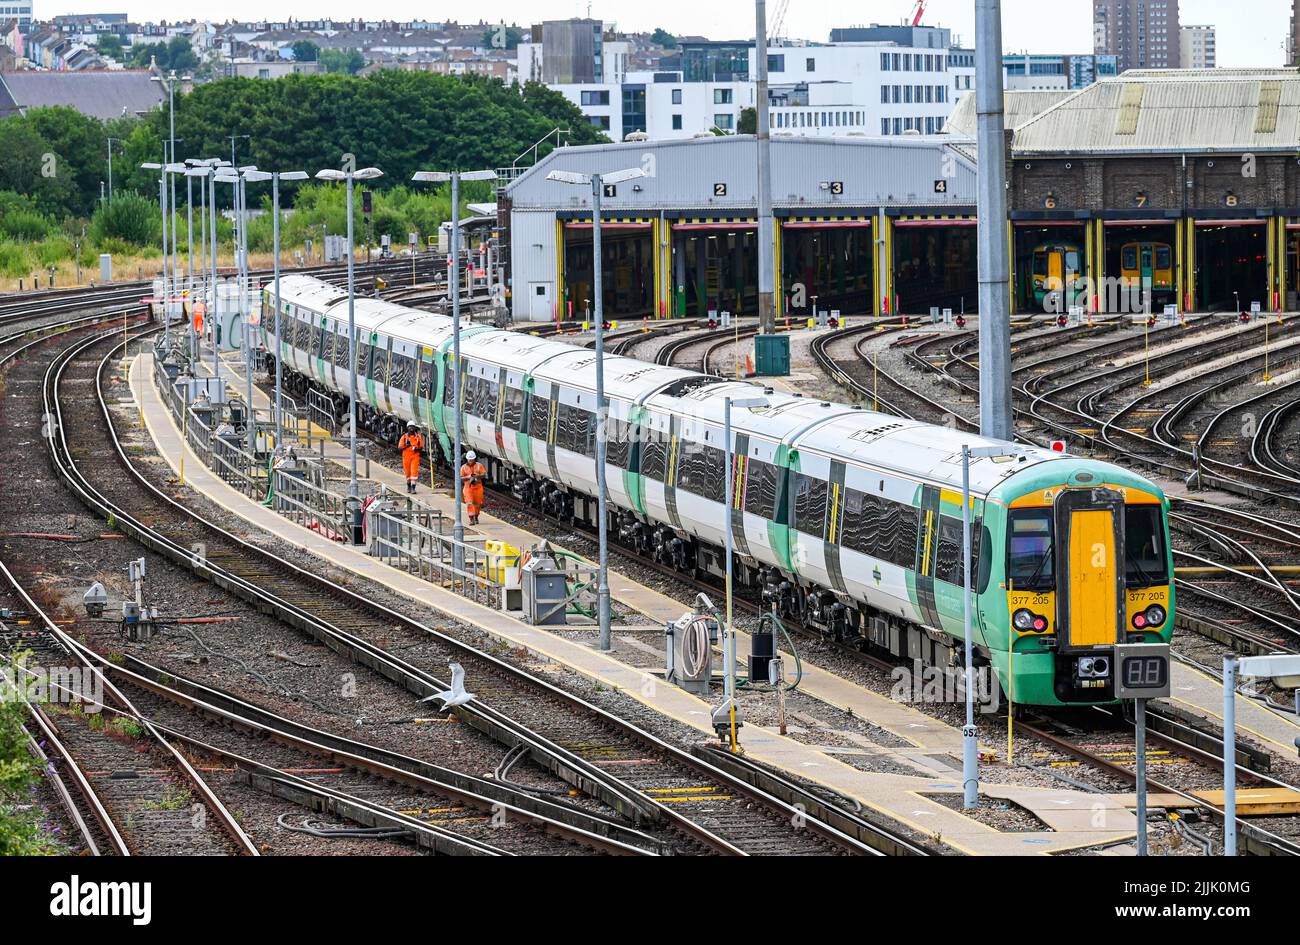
523,26 -> 963,142
1179,24 -> 1215,69
2,0 -> 32,32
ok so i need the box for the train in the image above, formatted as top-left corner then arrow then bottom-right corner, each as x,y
262,274 -> 1175,708
1029,240 -> 1175,311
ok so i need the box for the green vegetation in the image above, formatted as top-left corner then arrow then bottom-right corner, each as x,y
0,662 -> 63,854
127,36 -> 199,72
0,71 -> 605,283
652,28 -> 678,49
289,40 -> 320,62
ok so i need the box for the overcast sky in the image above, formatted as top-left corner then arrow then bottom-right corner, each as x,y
45,0 -> 1296,68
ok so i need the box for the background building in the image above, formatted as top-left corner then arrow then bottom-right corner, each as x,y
1094,0 -> 1181,71
1179,24 -> 1215,69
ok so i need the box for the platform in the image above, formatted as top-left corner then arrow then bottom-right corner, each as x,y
136,349 -> 1159,854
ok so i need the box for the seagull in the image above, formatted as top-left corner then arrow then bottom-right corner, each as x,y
419,662 -> 474,709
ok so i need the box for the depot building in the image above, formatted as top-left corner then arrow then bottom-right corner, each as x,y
502,68 -> 1300,322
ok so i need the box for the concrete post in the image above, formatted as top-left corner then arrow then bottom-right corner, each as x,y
975,0 -> 1013,440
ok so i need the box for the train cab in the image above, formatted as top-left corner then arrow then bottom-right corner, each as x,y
993,463 -> 1174,705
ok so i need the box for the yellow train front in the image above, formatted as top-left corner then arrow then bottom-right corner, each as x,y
978,458 -> 1175,707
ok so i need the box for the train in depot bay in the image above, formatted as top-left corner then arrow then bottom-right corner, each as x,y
262,274 -> 1175,708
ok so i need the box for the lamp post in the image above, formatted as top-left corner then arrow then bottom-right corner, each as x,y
264,169 -> 309,446
542,166 -> 647,649
722,393 -> 769,749
959,443 -> 1021,808
1222,654 -> 1300,854
106,137 -> 121,204
317,165 -> 384,510
411,168 -> 496,570
141,161 -> 184,346
216,166 -> 269,454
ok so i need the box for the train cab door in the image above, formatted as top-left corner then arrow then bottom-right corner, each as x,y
1055,487 -> 1126,650
1139,245 -> 1155,299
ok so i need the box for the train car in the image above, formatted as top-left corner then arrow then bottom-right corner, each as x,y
1030,242 -> 1086,310
1118,241 -> 1175,306
264,276 -> 1175,707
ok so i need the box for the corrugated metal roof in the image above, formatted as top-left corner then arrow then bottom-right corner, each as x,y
1012,70 -> 1300,155
507,134 -> 978,211
943,89 -> 1071,138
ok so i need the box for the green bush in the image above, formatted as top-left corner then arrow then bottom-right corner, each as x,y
0,242 -> 30,278
90,190 -> 160,247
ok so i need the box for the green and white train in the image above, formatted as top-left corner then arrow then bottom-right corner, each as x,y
265,275 -> 1175,707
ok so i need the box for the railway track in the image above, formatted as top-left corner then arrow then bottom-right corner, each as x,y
40,327 -> 884,856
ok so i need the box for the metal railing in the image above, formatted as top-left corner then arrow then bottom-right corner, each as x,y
152,358 -> 543,614
363,490 -> 503,607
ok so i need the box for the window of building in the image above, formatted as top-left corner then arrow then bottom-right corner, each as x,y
768,54 -> 784,72
806,57 -> 815,71
671,88 -> 682,104
714,88 -> 733,104
672,114 -> 682,130
589,115 -> 610,130
581,90 -> 610,106
881,117 -> 890,135
714,113 -> 734,130
881,52 -> 890,70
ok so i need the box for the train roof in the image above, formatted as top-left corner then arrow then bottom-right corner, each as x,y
271,274 -> 348,311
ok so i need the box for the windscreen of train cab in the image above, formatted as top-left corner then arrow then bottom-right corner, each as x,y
1007,505 -> 1168,590
1124,504 -> 1168,588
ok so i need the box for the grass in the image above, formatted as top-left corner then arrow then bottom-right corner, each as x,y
0,244 -> 317,293
143,784 -> 192,812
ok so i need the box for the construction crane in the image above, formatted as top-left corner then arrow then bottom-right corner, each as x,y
910,0 -> 926,26
769,0 -> 790,41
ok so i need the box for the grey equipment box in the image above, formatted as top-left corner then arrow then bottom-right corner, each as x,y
521,547 -> 568,626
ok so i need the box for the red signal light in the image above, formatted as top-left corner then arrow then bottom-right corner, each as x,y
1050,439 -> 1066,452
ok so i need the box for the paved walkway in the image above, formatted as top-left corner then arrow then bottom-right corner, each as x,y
138,350 -> 1155,854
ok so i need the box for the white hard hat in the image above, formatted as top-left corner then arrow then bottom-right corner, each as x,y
466,451 -> 477,461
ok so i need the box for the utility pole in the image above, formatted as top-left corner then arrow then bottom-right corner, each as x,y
754,0 -> 776,334
975,0 -> 1013,440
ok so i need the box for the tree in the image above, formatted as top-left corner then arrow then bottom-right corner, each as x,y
96,33 -> 125,60
651,28 -> 678,49
128,35 -> 197,71
737,106 -> 756,135
90,190 -> 160,246
289,40 -> 319,62
319,48 -> 365,75
483,25 -> 524,50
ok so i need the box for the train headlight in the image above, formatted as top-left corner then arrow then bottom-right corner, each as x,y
1013,609 -> 1035,631
1144,604 -> 1166,628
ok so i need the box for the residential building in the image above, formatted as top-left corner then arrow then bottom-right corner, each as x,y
1179,24 -> 1215,69
1002,52 -> 1119,90
526,21 -> 965,142
1,0 -> 31,33
1093,0 -> 1181,71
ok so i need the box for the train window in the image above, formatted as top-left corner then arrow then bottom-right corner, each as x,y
640,428 -> 666,481
1122,246 -> 1137,271
935,515 -> 965,586
484,378 -> 501,419
792,473 -> 828,538
889,502 -> 920,569
841,488 -> 898,561
678,442 -> 724,502
605,418 -> 629,469
744,460 -> 779,518
502,387 -> 525,430
1155,245 -> 1171,270
1008,509 -> 1054,590
529,395 -> 551,440
294,317 -> 311,350
557,404 -> 594,456
356,341 -> 371,378
390,353 -> 414,392
314,323 -> 328,361
1124,505 -> 1168,587
378,347 -> 391,387
333,329 -> 351,369
417,358 -> 435,400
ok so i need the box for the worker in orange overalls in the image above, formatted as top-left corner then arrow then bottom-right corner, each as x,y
398,422 -> 424,494
460,450 -> 487,525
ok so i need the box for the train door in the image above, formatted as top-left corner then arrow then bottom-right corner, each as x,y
1055,488 -> 1125,650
